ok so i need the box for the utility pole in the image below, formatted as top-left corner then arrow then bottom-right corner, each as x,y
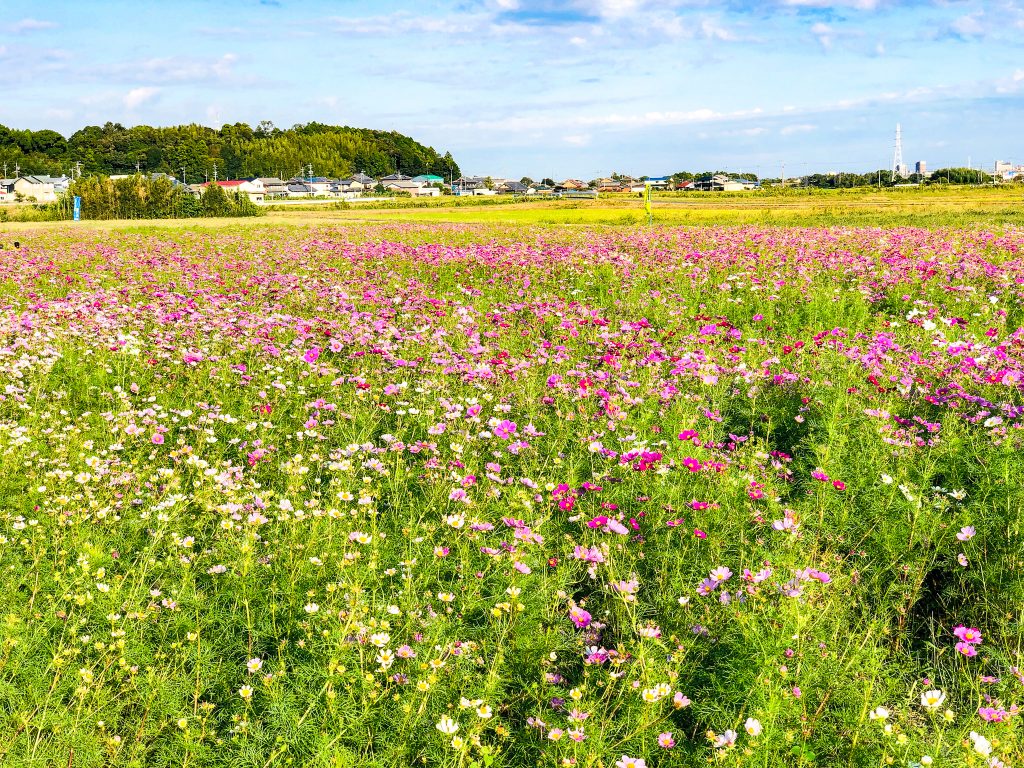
781,163 -> 785,188
182,166 -> 187,186
212,162 -> 218,183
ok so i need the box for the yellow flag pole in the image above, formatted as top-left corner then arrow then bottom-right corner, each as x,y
644,182 -> 653,225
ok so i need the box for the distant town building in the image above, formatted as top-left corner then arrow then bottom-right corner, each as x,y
994,161 -> 1024,181
915,161 -> 927,176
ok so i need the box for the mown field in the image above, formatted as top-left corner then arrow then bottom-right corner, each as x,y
0,220 -> 1021,768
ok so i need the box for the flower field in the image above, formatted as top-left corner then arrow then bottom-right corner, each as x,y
0,223 -> 1022,768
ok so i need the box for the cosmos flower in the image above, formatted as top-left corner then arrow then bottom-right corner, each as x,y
436,717 -> 459,735
954,626 -> 982,644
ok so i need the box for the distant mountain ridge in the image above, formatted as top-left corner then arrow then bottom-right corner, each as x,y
0,121 -> 460,183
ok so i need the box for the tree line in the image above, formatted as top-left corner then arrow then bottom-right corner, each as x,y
0,121 -> 461,182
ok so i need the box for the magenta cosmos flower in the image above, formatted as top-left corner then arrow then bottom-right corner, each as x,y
956,642 -> 978,657
569,605 -> 592,629
954,625 -> 982,644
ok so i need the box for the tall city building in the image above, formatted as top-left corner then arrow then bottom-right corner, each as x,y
915,161 -> 927,176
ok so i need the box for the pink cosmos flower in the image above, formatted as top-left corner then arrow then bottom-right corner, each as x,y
303,347 -> 321,364
658,732 -> 676,748
151,433 -> 164,445
573,545 -> 604,563
956,641 -> 979,657
569,605 -> 592,629
494,419 -> 517,439
954,626 -> 982,644
957,526 -> 976,541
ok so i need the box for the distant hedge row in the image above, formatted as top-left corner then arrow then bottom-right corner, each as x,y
48,175 -> 262,220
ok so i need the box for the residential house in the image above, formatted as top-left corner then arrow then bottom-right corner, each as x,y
452,176 -> 488,194
304,176 -> 337,195
496,181 -> 528,194
693,174 -> 757,192
351,172 -> 377,186
412,174 -> 445,186
676,180 -> 696,191
383,180 -> 441,197
645,176 -> 673,189
13,175 -> 71,202
379,173 -> 411,185
199,179 -> 266,202
256,177 -> 289,198
526,184 -> 554,195
0,178 -> 15,203
332,178 -> 367,196
556,179 -> 587,191
286,182 -> 314,197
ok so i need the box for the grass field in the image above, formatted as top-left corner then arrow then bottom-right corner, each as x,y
3,185 -> 1023,231
0,203 -> 1022,767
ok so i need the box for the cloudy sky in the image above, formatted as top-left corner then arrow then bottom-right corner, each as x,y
1,0 -> 1021,178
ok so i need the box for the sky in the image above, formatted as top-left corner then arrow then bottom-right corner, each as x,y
0,0 -> 1022,179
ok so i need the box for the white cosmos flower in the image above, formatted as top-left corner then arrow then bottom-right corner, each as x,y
436,716 -> 459,735
969,731 -> 992,757
921,689 -> 946,708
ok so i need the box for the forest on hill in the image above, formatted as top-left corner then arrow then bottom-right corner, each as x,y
0,121 -> 460,182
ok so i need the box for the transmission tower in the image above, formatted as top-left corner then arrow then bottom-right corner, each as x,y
891,124 -> 906,182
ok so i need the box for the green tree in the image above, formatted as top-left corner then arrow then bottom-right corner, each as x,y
201,182 -> 232,217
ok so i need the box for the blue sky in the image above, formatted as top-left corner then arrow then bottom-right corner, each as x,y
1,0 -> 1021,178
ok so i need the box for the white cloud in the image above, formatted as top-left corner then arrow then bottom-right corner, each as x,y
781,123 -> 817,135
564,133 -> 591,146
950,13 -> 985,37
101,53 -> 241,85
811,22 -> 834,48
10,18 -> 57,33
701,18 -> 739,41
781,0 -> 883,9
124,86 -> 160,109
590,0 -> 644,20
328,12 -> 486,36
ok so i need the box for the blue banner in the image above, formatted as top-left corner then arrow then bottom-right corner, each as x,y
73,196 -> 81,221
